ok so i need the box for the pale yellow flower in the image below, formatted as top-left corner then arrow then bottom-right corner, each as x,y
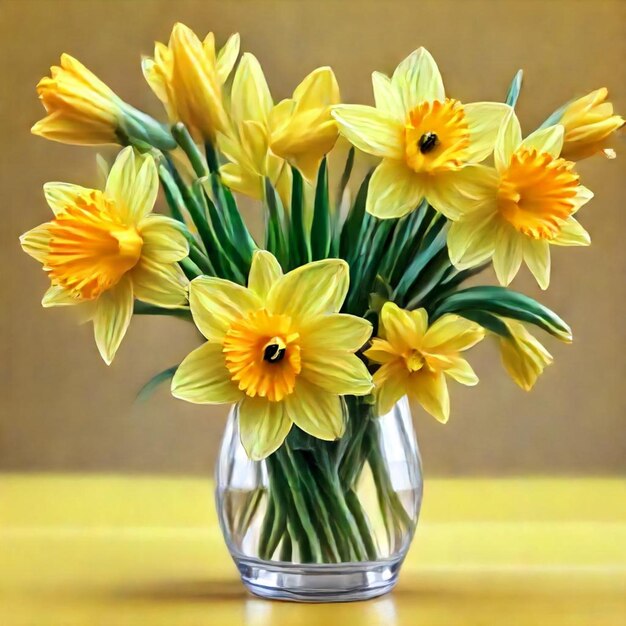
218,53 -> 292,205
32,54 -> 175,150
364,303 -> 484,423
559,88 -> 624,160
498,319 -> 553,391
269,67 -> 341,181
332,48 -> 511,219
20,148 -> 189,364
446,110 -> 593,289
142,23 -> 239,143
171,251 -> 373,460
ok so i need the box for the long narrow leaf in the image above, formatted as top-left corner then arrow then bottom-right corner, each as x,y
340,172 -> 371,262
310,158 -> 330,260
136,365 -> 179,403
264,178 -> 289,269
288,167 -> 309,269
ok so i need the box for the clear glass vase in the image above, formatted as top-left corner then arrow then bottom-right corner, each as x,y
215,396 -> 423,602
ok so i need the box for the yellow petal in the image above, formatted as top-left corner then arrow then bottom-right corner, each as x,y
571,185 -> 594,215
248,250 -> 283,300
494,109 -> 522,172
139,215 -> 189,263
43,182 -> 92,215
371,71 -> 405,123
522,238 -> 551,290
267,259 -> 349,322
464,102 -> 512,163
552,218 -> 591,246
299,314 -> 372,352
188,277 -> 262,341
409,369 -> 450,423
374,361 -> 410,415
423,314 -> 485,353
19,223 -> 51,263
219,162 -> 263,199
520,124 -> 564,158
447,211 -> 498,269
493,226 -> 523,286
131,257 -> 188,308
364,339 -> 399,365
366,159 -> 424,219
293,66 -> 340,110
423,164 -> 498,220
171,342 -> 243,404
380,302 -> 424,350
283,379 -> 345,440
216,33 -> 240,84
41,285 -> 81,308
443,356 -> 479,386
331,104 -> 403,159
391,47 -> 445,114
238,396 -> 292,460
92,275 -> 133,365
230,52 -> 272,125
105,148 -> 158,223
301,352 -> 373,396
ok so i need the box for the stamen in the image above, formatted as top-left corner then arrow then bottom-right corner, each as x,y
418,132 -> 438,154
263,337 -> 287,363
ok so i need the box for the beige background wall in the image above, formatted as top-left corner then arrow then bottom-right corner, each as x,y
0,0 -> 624,476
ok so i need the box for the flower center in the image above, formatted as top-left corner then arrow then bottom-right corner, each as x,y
223,309 -> 301,402
45,191 -> 143,300
497,149 -> 580,239
404,99 -> 470,174
404,350 -> 425,373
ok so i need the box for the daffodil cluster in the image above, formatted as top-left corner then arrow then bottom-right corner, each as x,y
24,23 -> 621,463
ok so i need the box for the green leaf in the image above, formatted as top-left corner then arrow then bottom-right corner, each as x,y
264,178 -> 289,269
505,70 -> 523,108
431,286 -> 572,341
456,310 -> 512,338
404,248 -> 453,309
133,301 -> 193,322
340,171 -> 371,262
136,365 -> 178,403
288,167 -> 310,269
310,157 -> 330,260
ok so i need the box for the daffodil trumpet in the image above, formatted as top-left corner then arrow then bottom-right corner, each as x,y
23,29 -> 619,569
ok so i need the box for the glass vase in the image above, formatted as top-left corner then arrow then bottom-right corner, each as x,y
215,395 -> 423,602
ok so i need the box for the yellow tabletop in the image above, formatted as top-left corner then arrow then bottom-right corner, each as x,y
1,475 -> 625,626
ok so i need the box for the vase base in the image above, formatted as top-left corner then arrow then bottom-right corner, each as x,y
235,556 -> 402,603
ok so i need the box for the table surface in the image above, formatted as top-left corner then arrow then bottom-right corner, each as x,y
1,475 -> 625,626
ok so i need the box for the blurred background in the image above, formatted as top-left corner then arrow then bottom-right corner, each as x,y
0,0 -> 624,477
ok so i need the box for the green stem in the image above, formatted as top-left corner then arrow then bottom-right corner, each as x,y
171,123 -> 207,178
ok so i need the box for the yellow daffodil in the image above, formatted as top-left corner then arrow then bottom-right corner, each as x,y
218,53 -> 292,205
20,148 -> 189,364
171,251 -> 373,460
32,54 -> 175,150
364,303 -> 484,423
142,23 -> 239,143
559,88 -> 624,160
332,48 -> 510,219
446,110 -> 593,289
269,67 -> 341,181
497,319 -> 553,391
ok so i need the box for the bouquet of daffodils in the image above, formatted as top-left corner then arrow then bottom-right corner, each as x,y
22,23 -> 622,566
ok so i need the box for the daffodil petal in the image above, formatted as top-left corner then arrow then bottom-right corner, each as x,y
293,66 -> 340,110
43,182 -> 93,215
248,250 -> 283,300
372,71 -> 405,123
571,185 -> 594,214
464,102 -> 512,163
364,339 -> 399,365
444,356 -> 479,386
301,352 -> 373,396
139,215 -> 189,263
520,124 -> 564,158
523,238 -> 551,290
366,159 -> 424,219
332,104 -> 403,159
447,212 -> 498,269
219,162 -> 263,199
299,313 -> 372,353
391,47 -> 444,114
41,285 -> 81,307
409,369 -> 450,423
423,314 -> 485,352
19,223 -> 51,263
171,342 -> 243,404
231,52 -> 272,125
238,396 -> 292,460
267,259 -> 349,321
105,147 -> 158,222
131,257 -> 188,308
216,33 -> 240,84
495,109 -> 522,172
284,379 -> 345,440
92,275 -> 133,365
189,277 -> 262,341
552,218 -> 591,246
380,302 -> 423,349
493,226 -> 523,286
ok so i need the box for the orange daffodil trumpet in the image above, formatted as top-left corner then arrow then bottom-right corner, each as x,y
32,54 -> 176,150
142,22 -> 239,143
332,48 -> 511,219
364,303 -> 485,423
20,148 -> 189,364
445,111 -> 593,289
171,251 -> 373,460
